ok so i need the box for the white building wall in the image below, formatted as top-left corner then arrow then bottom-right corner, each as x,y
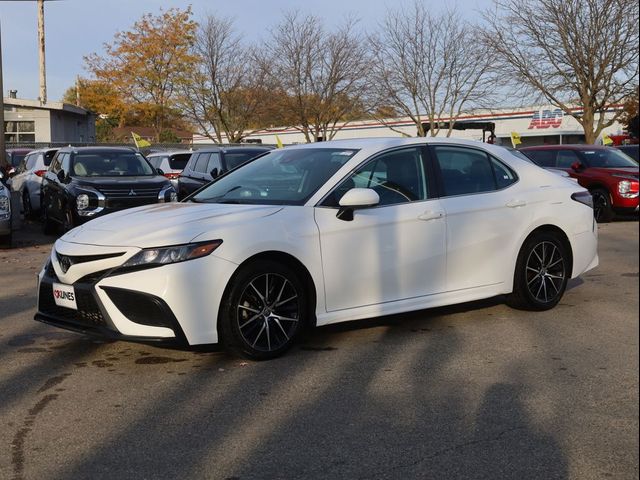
193,104 -> 625,147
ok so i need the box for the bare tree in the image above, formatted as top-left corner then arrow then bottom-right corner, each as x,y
369,4 -> 493,137
482,0 -> 639,144
179,15 -> 270,143
266,11 -> 371,142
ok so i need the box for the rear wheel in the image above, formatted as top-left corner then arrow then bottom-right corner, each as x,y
22,190 -> 34,219
219,260 -> 307,360
42,206 -> 56,235
591,188 -> 614,223
0,232 -> 11,248
508,232 -> 569,311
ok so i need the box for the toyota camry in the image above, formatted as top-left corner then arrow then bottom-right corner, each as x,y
36,138 -> 598,359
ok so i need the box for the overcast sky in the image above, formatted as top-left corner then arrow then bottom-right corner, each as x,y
0,0 -> 492,102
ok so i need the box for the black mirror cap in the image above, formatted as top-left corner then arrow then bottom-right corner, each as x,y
157,168 -> 165,176
210,168 -> 219,179
57,170 -> 66,182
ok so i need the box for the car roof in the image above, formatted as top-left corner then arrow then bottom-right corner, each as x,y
193,145 -> 273,154
520,144 -> 610,151
57,146 -> 138,154
147,149 -> 192,156
6,148 -> 33,154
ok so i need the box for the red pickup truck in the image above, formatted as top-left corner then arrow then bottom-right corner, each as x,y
520,145 -> 639,222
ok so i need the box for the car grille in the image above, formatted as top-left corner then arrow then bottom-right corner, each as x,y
98,186 -> 162,198
38,282 -> 106,327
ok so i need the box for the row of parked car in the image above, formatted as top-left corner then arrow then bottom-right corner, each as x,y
0,145 -> 273,246
0,142 -> 637,248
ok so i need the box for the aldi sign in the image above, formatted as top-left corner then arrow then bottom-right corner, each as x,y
528,108 -> 563,129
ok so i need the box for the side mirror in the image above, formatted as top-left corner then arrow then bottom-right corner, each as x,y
157,168 -> 165,176
57,170 -> 66,183
570,161 -> 583,171
336,188 -> 380,221
210,168 -> 219,179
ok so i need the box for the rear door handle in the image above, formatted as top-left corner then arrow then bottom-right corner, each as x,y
418,210 -> 445,221
506,200 -> 527,208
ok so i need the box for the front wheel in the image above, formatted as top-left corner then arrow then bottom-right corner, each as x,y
508,232 -> 569,311
591,188 -> 614,223
219,260 -> 308,360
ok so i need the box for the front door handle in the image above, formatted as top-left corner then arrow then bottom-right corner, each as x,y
418,210 -> 445,221
506,199 -> 527,208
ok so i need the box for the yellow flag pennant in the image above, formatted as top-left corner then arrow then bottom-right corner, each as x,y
132,132 -> 151,148
275,134 -> 284,149
602,134 -> 613,145
510,132 -> 522,147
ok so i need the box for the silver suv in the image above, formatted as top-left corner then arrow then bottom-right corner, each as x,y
9,148 -> 57,217
146,150 -> 192,190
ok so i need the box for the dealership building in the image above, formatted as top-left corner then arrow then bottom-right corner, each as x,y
3,95 -> 96,144
193,104 -> 625,147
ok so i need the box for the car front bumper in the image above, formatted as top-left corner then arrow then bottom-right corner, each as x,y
35,241 -> 239,346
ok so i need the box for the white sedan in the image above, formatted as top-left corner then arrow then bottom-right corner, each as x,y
36,138 -> 598,359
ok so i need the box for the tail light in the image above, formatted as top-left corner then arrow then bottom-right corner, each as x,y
571,191 -> 593,208
164,172 -> 180,180
34,170 -> 47,178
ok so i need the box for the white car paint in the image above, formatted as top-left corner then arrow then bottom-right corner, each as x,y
36,137 -> 598,348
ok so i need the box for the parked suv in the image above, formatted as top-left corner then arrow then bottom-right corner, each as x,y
1,148 -> 31,177
9,147 -> 58,217
177,146 -> 273,199
521,145 -> 639,222
146,150 -> 192,190
41,147 -> 176,233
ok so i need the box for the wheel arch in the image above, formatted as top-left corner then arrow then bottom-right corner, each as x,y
516,224 -> 574,284
217,250 -> 319,337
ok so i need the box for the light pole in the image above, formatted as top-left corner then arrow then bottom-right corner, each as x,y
37,0 -> 46,104
0,20 -> 5,168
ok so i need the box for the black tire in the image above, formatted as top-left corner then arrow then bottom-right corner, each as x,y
507,232 -> 569,311
0,232 -> 11,248
22,190 -> 34,219
591,188 -> 614,223
42,207 -> 56,235
62,209 -> 75,233
219,260 -> 308,360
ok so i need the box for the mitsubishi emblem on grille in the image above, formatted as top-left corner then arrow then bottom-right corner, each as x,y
128,189 -> 137,196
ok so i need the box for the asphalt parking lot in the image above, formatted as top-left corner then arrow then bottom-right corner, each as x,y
0,219 -> 638,480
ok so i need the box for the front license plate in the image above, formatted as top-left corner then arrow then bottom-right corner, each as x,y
52,282 -> 77,310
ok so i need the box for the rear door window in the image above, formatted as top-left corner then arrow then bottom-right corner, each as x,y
432,146 -> 497,196
169,153 -> 191,170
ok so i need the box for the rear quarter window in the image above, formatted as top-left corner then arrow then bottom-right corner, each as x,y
169,154 -> 190,170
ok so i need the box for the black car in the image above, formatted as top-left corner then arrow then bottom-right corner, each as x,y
41,147 -> 176,233
615,144 -> 639,163
177,146 -> 273,199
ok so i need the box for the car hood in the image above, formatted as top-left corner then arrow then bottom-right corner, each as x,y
590,167 -> 639,179
73,175 -> 170,188
61,202 -> 283,248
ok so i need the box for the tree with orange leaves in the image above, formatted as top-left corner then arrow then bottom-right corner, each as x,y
84,7 -> 197,141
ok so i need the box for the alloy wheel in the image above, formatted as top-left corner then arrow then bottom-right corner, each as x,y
525,241 -> 566,304
236,273 -> 300,352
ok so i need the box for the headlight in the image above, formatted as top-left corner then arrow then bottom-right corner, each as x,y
0,195 -> 9,214
76,194 -> 90,210
618,180 -> 639,198
158,185 -> 178,203
122,240 -> 223,269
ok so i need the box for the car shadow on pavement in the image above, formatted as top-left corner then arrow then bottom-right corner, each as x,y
49,307 -> 569,480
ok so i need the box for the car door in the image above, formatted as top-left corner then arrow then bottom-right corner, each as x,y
45,152 -> 71,223
314,146 -> 447,312
430,144 -> 524,291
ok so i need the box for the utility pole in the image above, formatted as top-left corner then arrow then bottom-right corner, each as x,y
38,0 -> 47,104
0,20 -> 6,168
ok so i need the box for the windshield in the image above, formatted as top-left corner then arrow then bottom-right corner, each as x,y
192,148 -> 358,205
71,152 -> 155,177
581,149 -> 638,168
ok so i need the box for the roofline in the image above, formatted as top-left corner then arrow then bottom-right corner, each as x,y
3,97 -> 92,116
